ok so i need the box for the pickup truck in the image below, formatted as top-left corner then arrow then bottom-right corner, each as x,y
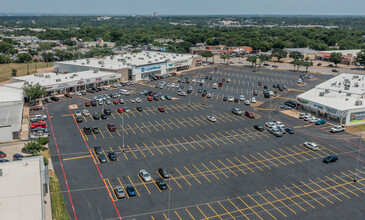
30,132 -> 50,140
30,115 -> 47,122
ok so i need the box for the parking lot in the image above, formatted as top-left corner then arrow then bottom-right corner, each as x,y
45,66 -> 365,220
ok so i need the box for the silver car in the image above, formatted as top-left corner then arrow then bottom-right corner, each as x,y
139,169 -> 152,182
114,186 -> 125,198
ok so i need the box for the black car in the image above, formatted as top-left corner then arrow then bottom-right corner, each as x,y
101,114 -> 107,119
158,168 -> 170,178
90,100 -> 97,107
0,159 -> 10,162
223,96 -> 228,101
197,88 -> 202,93
50,96 -> 59,102
323,155 -> 338,163
209,75 -> 213,80
234,98 -> 239,103
83,127 -> 92,135
76,117 -> 83,123
205,75 -> 209,79
103,109 -> 111,115
86,88 -> 95,93
202,90 -> 207,97
272,84 -> 277,88
254,125 -> 265,131
13,153 -> 24,161
153,96 -> 159,101
165,95 -> 171,100
92,126 -> 100,134
264,92 -> 270,98
136,106 -> 143,112
285,128 -> 294,134
93,113 -> 100,120
94,146 -> 102,155
253,90 -> 258,96
264,85 -> 268,89
156,177 -> 168,190
108,152 -> 117,161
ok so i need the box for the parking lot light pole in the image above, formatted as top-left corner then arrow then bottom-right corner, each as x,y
354,135 -> 362,182
122,112 -> 125,152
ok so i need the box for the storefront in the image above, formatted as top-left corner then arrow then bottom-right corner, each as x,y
132,63 -> 166,80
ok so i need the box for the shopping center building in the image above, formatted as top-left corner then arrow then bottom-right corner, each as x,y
296,73 -> 365,126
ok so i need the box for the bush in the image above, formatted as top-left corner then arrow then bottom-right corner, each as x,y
43,157 -> 49,165
24,141 -> 43,155
37,137 -> 49,146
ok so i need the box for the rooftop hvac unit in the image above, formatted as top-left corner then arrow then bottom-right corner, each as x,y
347,93 -> 351,96
98,61 -> 103,64
355,100 -> 363,106
148,61 -> 152,64
346,98 -> 349,101
319,92 -> 325,96
73,60 -> 77,62
133,55 -> 136,57
93,69 -> 98,73
70,76 -> 74,79
82,63 -> 85,65
45,75 -> 50,78
73,74 -> 78,77
110,56 -> 114,60
56,79 -> 61,82
339,90 -> 342,93
325,89 -> 329,93
86,58 -> 90,64
101,64 -> 105,67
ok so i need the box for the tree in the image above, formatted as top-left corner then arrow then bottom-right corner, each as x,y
201,51 -> 213,62
33,59 -> 38,72
271,49 -> 287,62
16,53 -> 32,63
11,69 -> 17,77
37,137 -> 49,146
289,51 -> 304,61
303,57 -> 313,72
0,54 -> 11,64
330,52 -> 344,67
247,56 -> 257,67
258,54 -> 270,66
23,83 -> 46,102
24,141 -> 43,156
0,41 -> 16,54
41,52 -> 55,62
355,49 -> 365,69
220,54 -> 230,64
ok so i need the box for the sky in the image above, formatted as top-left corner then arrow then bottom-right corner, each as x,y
0,0 -> 364,16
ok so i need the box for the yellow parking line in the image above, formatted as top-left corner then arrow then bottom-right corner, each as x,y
134,123 -> 144,134
246,128 -> 262,139
266,189 -> 296,214
239,129 -> 255,140
149,121 -> 159,131
151,141 -> 163,155
218,132 -> 234,144
218,159 -> 237,176
141,122 -> 151,133
162,120 -> 173,130
127,176 -> 140,197
225,131 -> 241,143
189,136 -> 204,149
326,175 -> 359,197
174,138 -> 188,151
284,185 -> 315,209
184,166 -> 201,184
257,152 -> 278,168
126,124 -> 136,135
118,145 -> 128,160
286,147 -> 309,161
182,137 -> 196,150
248,193 -> 277,219
159,140 -> 172,154
210,161 -> 229,178
147,107 -> 155,115
105,127 -> 113,137
192,164 -> 210,182
251,154 -> 270,170
175,211 -> 182,220
143,142 -> 155,156
308,179 -> 339,202
196,206 -> 208,219
201,162 -> 220,180
188,117 -> 200,126
135,144 -> 146,158
226,158 -> 246,175
271,149 -> 294,164
211,133 -> 226,145
242,155 -> 263,171
127,145 -> 137,159
196,135 -> 212,147
137,174 -> 151,195
228,199 -> 249,220
155,120 -> 167,131
217,201 -> 236,220
275,186 -> 306,211
105,179 -> 118,201
293,183 -> 324,207
182,118 -> 194,127
129,111 -> 136,117
265,151 -> 286,166
317,177 -> 350,199
231,130 -> 248,141
117,177 -> 129,198
155,171 -> 167,191
176,119 -> 187,128
175,168 -> 192,186
101,148 -> 110,162
204,134 -> 219,146
207,203 -> 222,220
63,155 -> 92,161
169,119 -> 180,128
301,180 -> 334,204
166,139 -> 180,152
185,208 -> 195,220
237,196 -> 263,220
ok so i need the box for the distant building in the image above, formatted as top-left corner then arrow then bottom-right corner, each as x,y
284,48 -> 317,60
316,49 -> 361,65
190,44 -> 253,56
218,20 -> 241,27
153,12 -> 158,17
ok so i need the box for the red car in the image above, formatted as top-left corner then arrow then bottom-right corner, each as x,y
158,107 -> 165,112
113,100 -> 119,105
222,77 -> 225,82
0,151 -> 6,158
245,111 -> 255,119
30,121 -> 47,129
218,82 -> 223,87
65,93 -> 72,98
84,102 -> 91,107
117,108 -> 124,113
107,123 -> 116,132
147,96 -> 153,101
30,106 -> 42,111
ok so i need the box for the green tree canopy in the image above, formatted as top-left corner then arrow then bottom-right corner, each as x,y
16,53 -> 32,63
0,41 -> 17,54
24,141 -> 43,156
0,54 -> 11,64
355,49 -> 365,69
201,51 -> 213,62
23,83 -> 47,102
330,52 -> 344,66
247,56 -> 257,67
41,52 -> 55,62
271,48 -> 287,62
289,51 -> 304,60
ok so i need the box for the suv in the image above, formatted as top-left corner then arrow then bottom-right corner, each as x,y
330,125 -> 345,133
304,142 -> 319,151
232,108 -> 243,115
103,109 -> 111,115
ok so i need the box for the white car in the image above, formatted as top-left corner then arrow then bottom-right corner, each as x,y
175,84 -> 179,88
330,125 -> 345,133
297,79 -> 303,84
207,116 -> 217,122
269,91 -> 274,96
171,83 -> 175,87
30,132 -> 49,140
130,99 -> 136,103
75,111 -> 82,117
275,121 -> 285,128
309,117 -> 318,123
178,92 -> 187,96
192,78 -> 197,83
245,100 -> 250,105
303,115 -> 312,121
30,114 -> 47,122
74,91 -> 82,96
213,83 -> 218,89
299,113 -> 311,119
120,89 -> 130,95
135,98 -> 142,103
251,97 -> 256,103
266,122 -> 276,128
228,96 -> 234,102
239,95 -> 245,101
82,109 -> 90,116
139,170 -> 152,182
303,142 -> 319,151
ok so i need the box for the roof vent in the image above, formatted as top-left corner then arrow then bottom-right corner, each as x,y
56,79 -> 61,82
355,100 -> 363,106
319,92 -> 325,96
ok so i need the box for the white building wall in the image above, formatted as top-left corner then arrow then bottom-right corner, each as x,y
0,125 -> 13,142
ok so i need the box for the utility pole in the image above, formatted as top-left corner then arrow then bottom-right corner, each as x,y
354,134 -> 362,182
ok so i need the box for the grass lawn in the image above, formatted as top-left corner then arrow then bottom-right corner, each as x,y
49,170 -> 71,220
345,124 -> 365,135
0,62 -> 54,83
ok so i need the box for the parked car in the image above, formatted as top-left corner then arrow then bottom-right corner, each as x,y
136,106 -> 143,112
330,125 -> 345,133
156,177 -> 168,190
285,128 -> 294,134
158,168 -> 170,178
114,186 -> 125,198
108,152 -> 117,161
94,146 -> 102,155
30,106 -> 42,111
99,153 -> 107,163
139,169 -> 152,182
92,126 -> 100,134
103,109 -> 111,115
126,185 -> 137,196
232,108 -> 242,115
82,109 -> 90,116
83,127 -> 92,135
304,142 -> 319,151
315,120 -> 327,125
107,123 -> 116,132
76,117 -> 83,123
13,153 -> 24,161
245,111 -> 255,118
207,116 -> 217,122
30,115 -> 47,122
323,155 -> 338,163
0,151 -> 7,158
117,108 -> 124,113
253,125 -> 264,131
158,107 -> 165,112
64,93 -> 72,98
30,121 -> 47,129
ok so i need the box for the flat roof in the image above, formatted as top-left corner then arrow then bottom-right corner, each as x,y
298,73 -> 365,111
55,51 -> 197,70
12,70 -> 118,87
0,82 -> 24,103
0,156 -> 45,220
318,49 -> 361,56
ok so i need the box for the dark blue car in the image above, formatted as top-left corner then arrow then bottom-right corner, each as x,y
126,185 -> 137,196
315,120 -> 327,125
323,155 -> 338,163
